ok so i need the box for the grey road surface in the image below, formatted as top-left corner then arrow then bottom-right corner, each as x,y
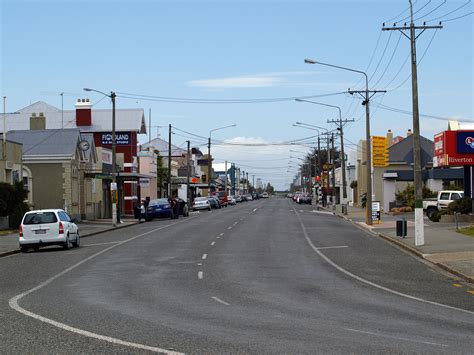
1,198 -> 473,354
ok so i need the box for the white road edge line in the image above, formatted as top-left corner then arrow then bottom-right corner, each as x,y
344,328 -> 449,347
198,271 -> 203,279
290,202 -> 474,316
83,241 -> 121,247
211,297 -> 230,306
9,218 -> 196,355
202,254 -> 208,260
315,246 -> 348,250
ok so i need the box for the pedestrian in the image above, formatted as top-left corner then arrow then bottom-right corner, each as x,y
139,200 -> 146,222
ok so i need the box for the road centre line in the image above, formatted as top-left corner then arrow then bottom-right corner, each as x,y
219,233 -> 224,236
210,241 -> 216,246
290,202 -> 474,315
227,227 -> 232,230
344,328 -> 448,348
211,296 -> 230,306
9,217 -> 195,354
315,246 -> 348,250
198,271 -> 203,279
202,254 -> 207,260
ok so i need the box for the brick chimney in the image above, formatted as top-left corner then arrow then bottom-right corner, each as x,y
75,98 -> 92,126
386,129 -> 393,147
407,129 -> 413,137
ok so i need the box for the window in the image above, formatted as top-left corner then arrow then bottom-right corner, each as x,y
23,212 -> 58,225
58,211 -> 70,222
439,193 -> 450,200
451,193 -> 461,201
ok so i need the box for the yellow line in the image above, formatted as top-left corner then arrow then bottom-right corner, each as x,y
452,283 -> 463,288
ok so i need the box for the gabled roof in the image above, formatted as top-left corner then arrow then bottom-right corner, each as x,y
8,129 -> 81,157
142,137 -> 186,157
6,101 -> 146,134
388,134 -> 433,168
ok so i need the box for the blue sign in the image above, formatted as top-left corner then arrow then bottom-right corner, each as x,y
101,132 -> 130,145
456,131 -> 474,154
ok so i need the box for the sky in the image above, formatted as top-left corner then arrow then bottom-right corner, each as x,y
1,0 -> 473,190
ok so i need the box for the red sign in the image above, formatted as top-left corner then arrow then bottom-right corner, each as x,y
434,130 -> 474,167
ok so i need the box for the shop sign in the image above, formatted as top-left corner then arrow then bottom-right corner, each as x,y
101,132 -> 131,145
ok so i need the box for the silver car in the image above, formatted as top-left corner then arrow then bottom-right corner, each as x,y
193,197 -> 211,211
19,209 -> 80,252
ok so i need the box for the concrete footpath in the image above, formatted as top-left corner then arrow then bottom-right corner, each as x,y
0,218 -> 138,257
331,205 -> 474,284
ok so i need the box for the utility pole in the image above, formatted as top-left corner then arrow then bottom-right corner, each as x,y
186,140 -> 191,206
331,133 -> 336,208
60,92 -> 64,129
149,108 -> 152,143
2,96 -> 6,161
111,92 -> 119,225
382,1 -> 442,245
225,160 -> 228,194
246,172 -> 249,193
208,137 -> 211,197
328,117 -> 354,202
168,124 -> 172,197
317,136 -> 321,205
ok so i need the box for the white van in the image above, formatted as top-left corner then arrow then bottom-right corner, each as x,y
19,209 -> 80,252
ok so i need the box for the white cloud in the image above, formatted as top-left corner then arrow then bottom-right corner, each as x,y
187,76 -> 284,89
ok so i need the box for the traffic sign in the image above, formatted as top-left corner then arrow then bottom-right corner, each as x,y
371,136 -> 388,166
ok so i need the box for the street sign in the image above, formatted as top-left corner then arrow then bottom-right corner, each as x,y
371,136 -> 388,167
372,201 -> 381,224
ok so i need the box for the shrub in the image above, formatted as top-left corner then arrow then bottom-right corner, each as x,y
430,209 -> 447,222
395,184 -> 437,209
447,197 -> 472,215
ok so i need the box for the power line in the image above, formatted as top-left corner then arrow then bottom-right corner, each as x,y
384,0 -> 418,23
396,0 -> 433,23
372,32 -> 403,88
440,11 -> 473,22
426,0 -> 471,22
414,0 -> 447,21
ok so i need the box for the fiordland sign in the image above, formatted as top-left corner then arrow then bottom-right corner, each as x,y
101,132 -> 131,145
434,130 -> 474,167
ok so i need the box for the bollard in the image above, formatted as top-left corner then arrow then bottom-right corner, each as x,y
396,218 -> 407,238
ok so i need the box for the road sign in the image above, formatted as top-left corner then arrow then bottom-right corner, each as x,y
371,136 -> 388,167
372,201 -> 381,224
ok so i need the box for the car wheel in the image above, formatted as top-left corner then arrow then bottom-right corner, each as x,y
20,246 -> 28,253
208,207 -> 211,211
72,232 -> 80,248
63,235 -> 72,250
426,207 -> 437,220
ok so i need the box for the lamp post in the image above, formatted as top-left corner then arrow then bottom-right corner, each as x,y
83,88 -> 118,226
208,124 -> 236,197
295,98 -> 350,204
304,58 -> 374,225
294,122 -> 334,207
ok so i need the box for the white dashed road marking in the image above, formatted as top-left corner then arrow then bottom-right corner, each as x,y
198,271 -> 203,279
210,241 -> 216,246
202,254 -> 208,260
315,246 -> 348,250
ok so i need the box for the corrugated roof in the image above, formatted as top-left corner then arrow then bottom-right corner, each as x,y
8,129 -> 81,156
142,137 -> 186,157
6,101 -> 146,134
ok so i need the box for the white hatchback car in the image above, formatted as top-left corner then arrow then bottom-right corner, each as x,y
19,209 -> 80,252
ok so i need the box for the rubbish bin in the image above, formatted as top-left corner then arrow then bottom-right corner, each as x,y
396,219 -> 407,238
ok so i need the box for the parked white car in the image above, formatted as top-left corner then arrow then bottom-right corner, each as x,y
423,190 -> 464,219
19,209 -> 80,252
192,197 -> 211,211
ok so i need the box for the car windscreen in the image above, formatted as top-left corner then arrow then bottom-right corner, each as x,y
23,212 -> 58,225
149,199 -> 169,206
195,197 -> 207,202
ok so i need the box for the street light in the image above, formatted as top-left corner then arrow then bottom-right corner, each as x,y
304,58 -> 374,225
83,88 -> 118,226
295,98 -> 349,203
208,124 -> 236,197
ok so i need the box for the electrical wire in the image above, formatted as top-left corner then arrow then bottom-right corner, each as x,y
384,0 -> 418,23
116,92 -> 346,104
388,28 -> 439,91
172,126 -> 208,140
372,32 -> 403,88
397,0 -> 433,23
368,31 -> 394,84
440,11 -> 473,22
374,102 -> 474,122
426,0 -> 471,22
414,0 -> 447,21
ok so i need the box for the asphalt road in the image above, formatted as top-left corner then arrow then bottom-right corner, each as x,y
1,198 -> 473,354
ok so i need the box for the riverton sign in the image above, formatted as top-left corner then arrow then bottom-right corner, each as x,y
434,130 -> 474,167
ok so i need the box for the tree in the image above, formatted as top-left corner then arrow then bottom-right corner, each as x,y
0,181 -> 29,228
155,150 -> 169,198
266,182 -> 274,194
